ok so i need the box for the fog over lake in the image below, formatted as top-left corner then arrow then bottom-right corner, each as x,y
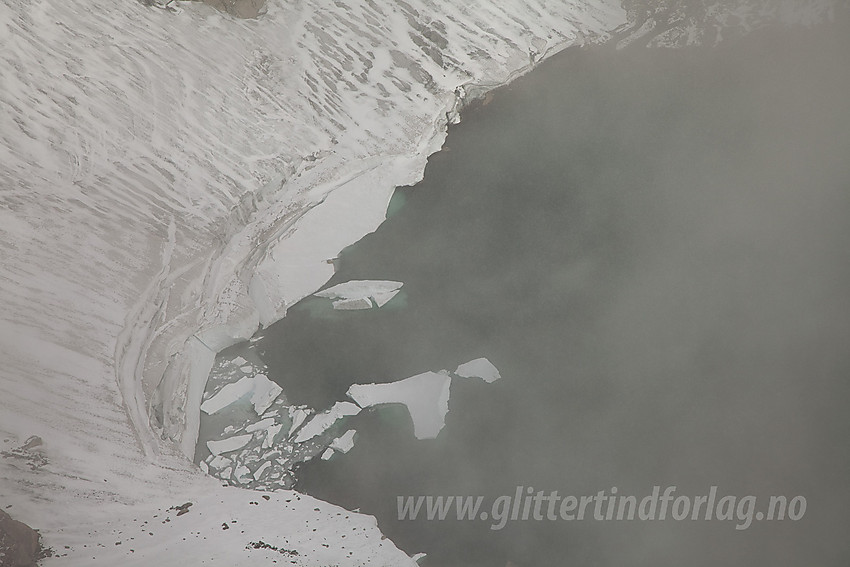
249,17 -> 850,567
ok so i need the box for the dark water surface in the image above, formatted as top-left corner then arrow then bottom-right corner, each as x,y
254,20 -> 850,567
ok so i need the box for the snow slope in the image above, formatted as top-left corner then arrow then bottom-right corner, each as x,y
0,0 -> 625,563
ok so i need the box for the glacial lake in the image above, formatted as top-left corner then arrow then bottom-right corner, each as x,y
247,19 -> 850,567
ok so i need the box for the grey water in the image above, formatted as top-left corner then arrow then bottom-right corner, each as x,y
252,20 -> 850,567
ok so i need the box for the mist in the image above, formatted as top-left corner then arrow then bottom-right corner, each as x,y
261,13 -> 850,567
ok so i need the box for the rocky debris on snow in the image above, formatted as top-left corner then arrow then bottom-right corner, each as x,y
0,436 -> 48,472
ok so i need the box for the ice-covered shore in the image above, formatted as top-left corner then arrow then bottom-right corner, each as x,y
0,0 -> 625,563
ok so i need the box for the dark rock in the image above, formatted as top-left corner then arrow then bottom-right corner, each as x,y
0,510 -> 45,567
19,438 -> 41,452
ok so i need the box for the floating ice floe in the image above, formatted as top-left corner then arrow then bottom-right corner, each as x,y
292,401 -> 361,443
454,357 -> 502,383
321,428 -> 358,460
251,374 -> 283,415
253,461 -> 272,480
314,279 -> 403,310
372,290 -> 400,307
330,429 -> 357,454
347,371 -> 452,439
245,417 -> 275,433
207,455 -> 231,470
200,376 -> 254,414
262,424 -> 283,449
331,297 -> 375,310
234,465 -> 252,483
207,434 -> 253,456
287,406 -> 312,436
200,373 -> 282,416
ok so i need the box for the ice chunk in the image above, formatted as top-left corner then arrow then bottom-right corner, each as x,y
250,374 -> 282,415
232,356 -> 248,366
201,374 -> 281,416
199,460 -> 209,474
314,280 -> 403,309
234,465 -> 252,483
321,448 -> 335,461
245,417 -> 275,433
347,371 -> 451,439
207,455 -> 231,470
372,289 -> 401,307
207,434 -> 253,456
329,429 -> 357,454
287,407 -> 312,436
315,279 -> 403,299
454,357 -> 501,383
200,376 -> 254,414
332,297 -> 374,310
263,424 -> 283,449
253,461 -> 271,480
292,401 -> 361,443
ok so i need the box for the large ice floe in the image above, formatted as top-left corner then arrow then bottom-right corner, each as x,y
348,371 -> 453,440
2,0 -> 834,563
314,279 -> 404,310
346,358 -> 502,439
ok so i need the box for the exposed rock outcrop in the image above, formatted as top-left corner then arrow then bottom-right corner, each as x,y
0,511 -> 44,567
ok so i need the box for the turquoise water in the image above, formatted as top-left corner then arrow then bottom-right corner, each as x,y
252,20 -> 850,567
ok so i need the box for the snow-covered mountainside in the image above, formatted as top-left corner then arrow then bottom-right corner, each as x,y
616,0 -> 839,47
0,0 -> 625,563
